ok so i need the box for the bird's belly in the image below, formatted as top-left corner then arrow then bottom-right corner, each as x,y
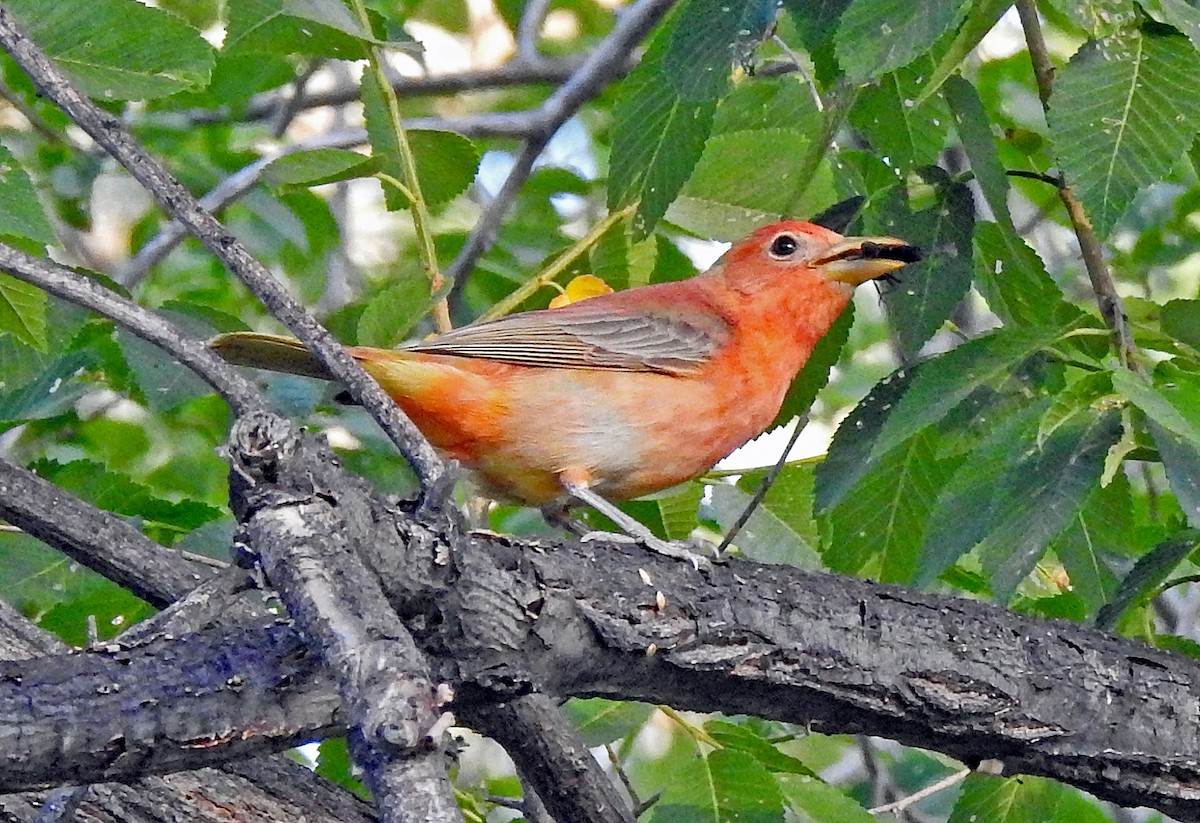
472,369 -> 780,505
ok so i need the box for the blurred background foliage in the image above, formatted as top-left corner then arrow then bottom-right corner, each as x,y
1,0 -> 1199,819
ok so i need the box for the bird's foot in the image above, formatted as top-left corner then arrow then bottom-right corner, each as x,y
580,530 -> 717,572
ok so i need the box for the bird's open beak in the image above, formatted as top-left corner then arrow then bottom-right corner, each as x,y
814,236 -> 923,286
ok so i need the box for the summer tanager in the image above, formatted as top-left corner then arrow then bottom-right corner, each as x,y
211,221 -> 920,564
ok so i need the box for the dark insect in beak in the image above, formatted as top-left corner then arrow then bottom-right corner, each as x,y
856,242 -> 924,264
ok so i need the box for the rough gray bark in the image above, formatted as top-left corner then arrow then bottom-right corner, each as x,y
3,421 -> 1199,820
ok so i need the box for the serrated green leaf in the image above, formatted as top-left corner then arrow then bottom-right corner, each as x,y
116,329 -> 209,413
1037,371 -> 1114,447
363,71 -> 480,212
917,401 -> 1047,585
261,149 -> 382,187
779,775 -> 875,823
978,412 -> 1121,601
918,0 -> 1014,104
563,698 -> 654,747
0,274 -> 47,351
1049,29 -> 1200,237
1148,418 -> 1200,528
667,77 -> 829,239
943,75 -> 1011,226
1044,0 -> 1139,38
1141,0 -> 1200,51
735,462 -> 820,549
972,222 -> 1078,329
849,57 -> 952,171
589,220 -> 657,291
0,350 -> 91,425
608,22 -> 718,237
1051,472 -> 1133,613
1162,298 -> 1200,352
647,748 -> 786,823
32,459 -> 222,536
771,306 -> 853,431
708,481 -> 821,566
834,0 -> 970,82
226,0 -> 371,57
1113,361 -> 1200,445
356,275 -> 434,348
663,0 -> 777,100
871,325 -> 1072,461
706,720 -> 819,777
815,365 -> 916,512
949,774 -> 1110,823
5,0 -> 213,99
656,481 -> 704,541
0,144 -> 54,246
865,168 -> 974,356
826,430 -> 948,583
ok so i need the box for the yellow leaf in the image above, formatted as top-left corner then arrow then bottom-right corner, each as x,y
549,274 -> 613,309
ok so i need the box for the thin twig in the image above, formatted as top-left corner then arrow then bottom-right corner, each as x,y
1015,0 -> 1139,370
1005,169 -> 1063,187
270,59 -> 324,139
716,415 -> 807,554
869,767 -> 971,816
0,241 -> 262,413
348,0 -> 450,332
515,0 -> 553,63
442,0 -> 676,299
481,201 -> 638,320
0,5 -> 449,498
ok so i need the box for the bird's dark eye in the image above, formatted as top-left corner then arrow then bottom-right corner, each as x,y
769,234 -> 799,258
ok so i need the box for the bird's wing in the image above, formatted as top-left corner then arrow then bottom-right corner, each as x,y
404,307 -> 730,376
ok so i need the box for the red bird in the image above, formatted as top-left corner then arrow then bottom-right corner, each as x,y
212,221 -> 920,565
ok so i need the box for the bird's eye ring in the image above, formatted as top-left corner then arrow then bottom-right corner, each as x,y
768,234 -> 799,258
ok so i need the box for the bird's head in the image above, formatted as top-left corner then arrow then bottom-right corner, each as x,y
716,220 -> 922,294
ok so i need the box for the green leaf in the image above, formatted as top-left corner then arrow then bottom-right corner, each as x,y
608,23 -> 718,237
826,430 -> 948,583
942,75 -> 1011,226
972,222 -> 1079,329
918,0 -> 1014,104
978,412 -> 1121,601
1141,0 -> 1200,51
363,69 -> 480,210
589,220 -> 657,291
834,0 -> 970,81
708,481 -> 822,567
706,720 -> 819,777
261,149 -> 382,187
815,365 -> 917,512
226,0 -> 371,57
1162,298 -> 1200,352
0,350 -> 91,425
871,325 -> 1073,461
779,776 -> 876,823
866,168 -> 974,356
356,275 -> 434,348
116,329 -> 210,413
949,774 -> 1110,823
1095,529 -> 1198,630
1148,418 -> 1200,528
1037,371 -> 1114,448
1113,361 -> 1200,445
0,274 -> 47,351
1049,29 -> 1200,237
771,306 -> 853,431
734,462 -> 820,549
657,481 -> 704,541
849,57 -> 952,172
0,144 -> 55,246
667,77 -> 830,240
1050,472 -> 1133,613
647,748 -> 786,823
663,0 -> 777,101
315,737 -> 369,799
563,698 -> 654,747
5,0 -> 213,99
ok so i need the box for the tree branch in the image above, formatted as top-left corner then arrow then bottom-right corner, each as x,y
0,4 -> 448,498
1015,0 -> 1139,369
227,412 -> 461,823
4,424 -> 1200,820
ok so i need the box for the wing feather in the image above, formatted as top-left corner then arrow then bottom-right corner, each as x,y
404,307 -> 729,375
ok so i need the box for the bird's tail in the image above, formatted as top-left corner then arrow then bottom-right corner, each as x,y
209,331 -> 337,381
